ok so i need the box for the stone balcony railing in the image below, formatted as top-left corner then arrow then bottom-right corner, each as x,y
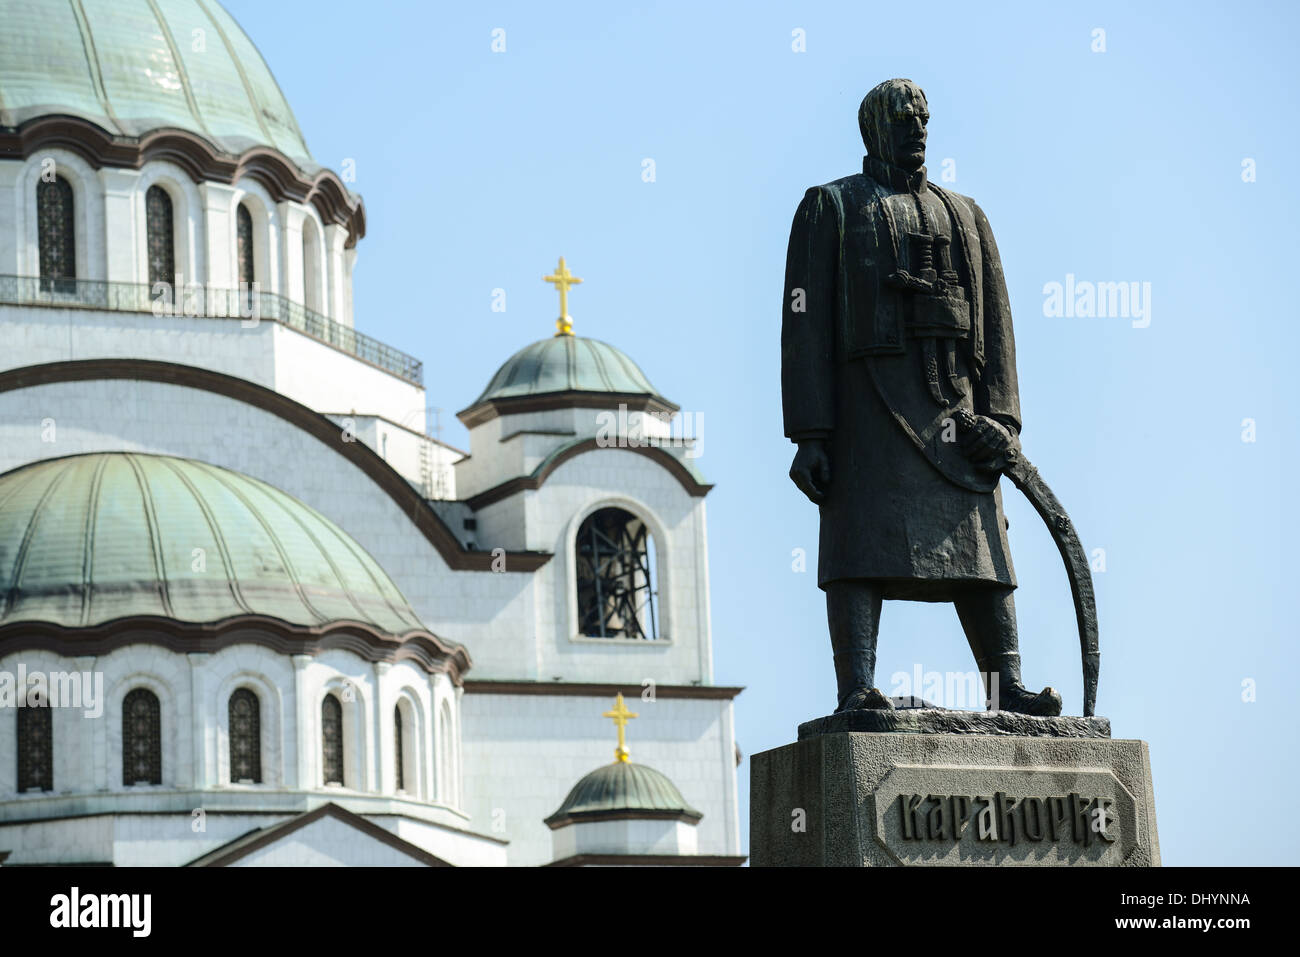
0,274 -> 423,386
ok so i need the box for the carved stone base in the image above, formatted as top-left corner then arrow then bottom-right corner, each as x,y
798,709 -> 1111,739
750,731 -> 1159,866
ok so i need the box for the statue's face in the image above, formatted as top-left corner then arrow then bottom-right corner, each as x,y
881,88 -> 929,170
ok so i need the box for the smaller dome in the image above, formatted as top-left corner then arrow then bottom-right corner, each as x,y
469,335 -> 666,407
544,761 -> 702,829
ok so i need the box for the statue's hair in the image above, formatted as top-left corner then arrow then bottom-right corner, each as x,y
858,79 -> 927,155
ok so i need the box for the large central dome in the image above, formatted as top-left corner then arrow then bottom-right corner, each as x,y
0,453 -> 423,634
0,0 -> 315,168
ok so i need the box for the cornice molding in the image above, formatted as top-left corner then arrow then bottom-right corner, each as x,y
0,116 -> 365,248
457,390 -> 679,429
544,807 -> 703,830
464,436 -> 713,512
0,614 -> 472,684
0,359 -> 553,573
463,680 -> 743,700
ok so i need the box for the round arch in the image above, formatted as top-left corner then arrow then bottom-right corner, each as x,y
105,670 -> 179,791
562,494 -> 674,645
319,675 -> 369,792
230,178 -> 281,296
135,160 -> 204,289
212,668 -> 285,788
15,148 -> 105,281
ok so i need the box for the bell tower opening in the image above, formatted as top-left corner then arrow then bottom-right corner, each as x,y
575,507 -> 659,640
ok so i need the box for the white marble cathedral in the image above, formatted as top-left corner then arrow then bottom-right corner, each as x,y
0,0 -> 742,867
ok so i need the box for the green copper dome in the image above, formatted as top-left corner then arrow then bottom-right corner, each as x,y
0,453 -> 423,634
470,336 -> 666,407
0,0 -> 315,169
544,761 -> 702,829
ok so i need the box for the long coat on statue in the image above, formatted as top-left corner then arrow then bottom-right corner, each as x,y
781,156 -> 1022,597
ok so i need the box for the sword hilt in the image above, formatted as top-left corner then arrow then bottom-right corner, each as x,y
951,408 -> 1020,471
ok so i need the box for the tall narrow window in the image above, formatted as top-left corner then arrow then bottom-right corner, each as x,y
228,688 -> 262,784
145,185 -> 175,298
393,704 -> 405,792
17,706 -> 53,792
37,175 -> 75,292
322,693 -> 344,786
575,507 -> 659,639
438,700 -> 455,805
302,219 -> 322,313
122,688 -> 161,786
236,202 -> 254,311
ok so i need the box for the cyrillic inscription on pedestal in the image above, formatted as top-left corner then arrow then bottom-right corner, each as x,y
874,765 -> 1135,866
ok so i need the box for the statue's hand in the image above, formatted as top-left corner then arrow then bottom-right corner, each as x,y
959,415 -> 1020,468
790,438 -> 831,505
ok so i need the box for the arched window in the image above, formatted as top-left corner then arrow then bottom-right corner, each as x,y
437,701 -> 453,804
228,688 -> 262,784
17,706 -> 53,792
37,174 -> 75,292
236,202 -> 254,297
145,185 -> 175,298
321,693 -> 344,786
393,704 -> 405,792
122,688 -> 161,786
575,507 -> 659,639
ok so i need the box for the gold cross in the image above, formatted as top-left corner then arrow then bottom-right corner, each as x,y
602,692 -> 639,763
543,256 -> 583,336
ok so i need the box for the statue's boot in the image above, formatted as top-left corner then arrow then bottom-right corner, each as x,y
826,582 -> 894,712
956,587 -> 1063,717
836,687 -> 896,713
984,652 -> 1063,717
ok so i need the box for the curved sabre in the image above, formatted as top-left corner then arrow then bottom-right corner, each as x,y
955,411 -> 1100,716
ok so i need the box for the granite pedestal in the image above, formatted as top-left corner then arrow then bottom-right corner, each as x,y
750,711 -> 1159,867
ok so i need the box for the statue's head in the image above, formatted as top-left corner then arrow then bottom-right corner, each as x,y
859,79 -> 929,171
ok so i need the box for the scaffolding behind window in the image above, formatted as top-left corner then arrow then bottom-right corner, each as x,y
575,507 -> 659,639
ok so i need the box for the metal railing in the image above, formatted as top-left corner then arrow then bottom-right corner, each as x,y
0,274 -> 423,386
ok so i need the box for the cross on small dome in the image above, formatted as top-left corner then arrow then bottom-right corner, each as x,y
543,256 -> 583,336
602,693 -> 639,763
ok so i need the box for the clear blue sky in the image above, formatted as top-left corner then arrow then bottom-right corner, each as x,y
226,0 -> 1298,865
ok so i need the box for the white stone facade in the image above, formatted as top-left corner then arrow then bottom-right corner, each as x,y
0,644 -> 498,865
462,692 -> 739,867
551,817 -> 699,861
0,362 -> 740,864
0,44 -> 739,864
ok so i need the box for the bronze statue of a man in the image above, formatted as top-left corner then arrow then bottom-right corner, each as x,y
782,78 -> 1062,717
